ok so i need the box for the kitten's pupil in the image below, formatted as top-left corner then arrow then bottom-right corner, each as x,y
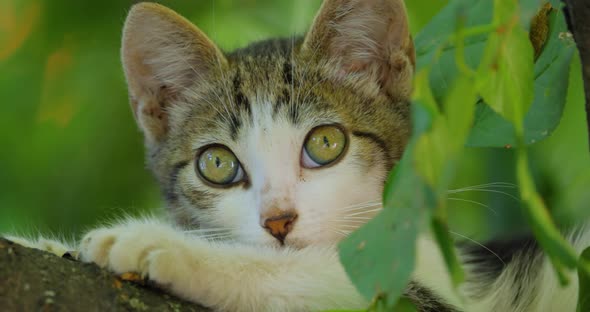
323,136 -> 329,147
215,157 -> 221,168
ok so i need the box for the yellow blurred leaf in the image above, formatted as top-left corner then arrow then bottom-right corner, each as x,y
0,0 -> 40,61
38,44 -> 79,127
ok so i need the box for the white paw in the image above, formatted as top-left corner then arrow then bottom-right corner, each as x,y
78,221 -> 194,288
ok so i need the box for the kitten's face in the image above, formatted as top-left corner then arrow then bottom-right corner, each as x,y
161,47 -> 409,247
121,1 -> 414,248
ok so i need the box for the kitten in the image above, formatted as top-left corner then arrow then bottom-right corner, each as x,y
9,1 -> 588,311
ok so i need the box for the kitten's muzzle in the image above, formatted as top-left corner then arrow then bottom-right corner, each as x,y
263,212 -> 298,245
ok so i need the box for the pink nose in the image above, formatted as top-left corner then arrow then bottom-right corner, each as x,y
263,212 -> 298,244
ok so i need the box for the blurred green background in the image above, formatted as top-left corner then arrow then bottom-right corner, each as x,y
0,0 -> 588,240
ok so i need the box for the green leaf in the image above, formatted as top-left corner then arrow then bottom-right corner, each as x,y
443,76 -> 478,152
338,206 -> 420,305
413,75 -> 477,193
414,0 -> 573,147
577,247 -> 590,312
412,69 -> 439,116
466,8 -> 574,146
339,1 -> 577,309
412,71 -> 449,190
415,76 -> 476,289
431,217 -> 465,286
414,120 -> 448,189
475,0 -> 534,133
339,103 -> 436,308
412,77 -> 476,290
414,0 -> 492,65
516,148 -> 578,284
349,47 -> 479,310
468,0 -> 581,289
339,156 -> 433,307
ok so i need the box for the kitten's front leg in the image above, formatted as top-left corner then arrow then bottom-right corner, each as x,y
79,219 -> 366,312
4,235 -> 74,258
78,219 -> 197,288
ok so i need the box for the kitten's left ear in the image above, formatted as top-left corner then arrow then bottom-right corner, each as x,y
303,0 -> 415,99
121,3 -> 227,146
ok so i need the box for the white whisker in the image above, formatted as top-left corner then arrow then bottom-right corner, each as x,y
336,224 -> 363,229
340,216 -> 373,221
449,182 -> 516,191
329,228 -> 351,238
447,189 -> 519,201
184,228 -> 233,234
346,207 -> 382,217
447,197 -> 497,215
195,234 -> 233,241
197,233 -> 232,238
339,200 -> 382,211
450,230 -> 506,266
340,204 -> 382,212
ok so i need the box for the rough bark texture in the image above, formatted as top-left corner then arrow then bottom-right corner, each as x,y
563,0 -> 590,149
0,238 -> 210,312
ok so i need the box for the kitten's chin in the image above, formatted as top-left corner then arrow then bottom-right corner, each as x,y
252,238 -> 307,250
240,237 -> 317,250
282,237 -> 341,250
282,239 -> 307,250
235,232 -> 343,249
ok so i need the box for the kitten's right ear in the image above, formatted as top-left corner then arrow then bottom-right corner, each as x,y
302,0 -> 414,99
122,3 -> 226,146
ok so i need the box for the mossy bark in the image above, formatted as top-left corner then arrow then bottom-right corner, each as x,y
0,238 -> 210,312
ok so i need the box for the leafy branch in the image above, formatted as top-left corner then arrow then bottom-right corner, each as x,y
338,0 -> 589,310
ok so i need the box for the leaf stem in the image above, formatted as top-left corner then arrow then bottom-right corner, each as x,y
454,25 -> 476,77
516,143 -> 579,285
448,23 -> 499,43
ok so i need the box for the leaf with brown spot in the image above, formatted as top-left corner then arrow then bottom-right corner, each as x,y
475,0 -> 535,131
415,0 -> 574,147
529,2 -> 552,60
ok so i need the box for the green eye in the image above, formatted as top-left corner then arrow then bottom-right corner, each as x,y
197,146 -> 242,185
303,125 -> 347,168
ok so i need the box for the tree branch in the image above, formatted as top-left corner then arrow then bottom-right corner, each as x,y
0,238 -> 210,311
563,0 -> 590,150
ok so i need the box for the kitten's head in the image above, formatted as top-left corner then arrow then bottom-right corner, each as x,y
121,0 -> 414,248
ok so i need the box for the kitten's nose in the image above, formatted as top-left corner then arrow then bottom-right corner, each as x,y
263,212 -> 298,244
